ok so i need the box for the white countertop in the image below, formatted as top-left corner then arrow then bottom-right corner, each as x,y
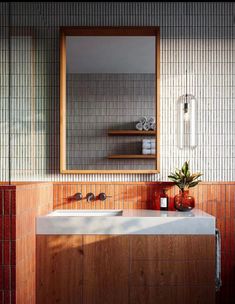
36,208 -> 215,235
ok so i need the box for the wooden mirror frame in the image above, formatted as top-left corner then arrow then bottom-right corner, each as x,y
60,27 -> 160,174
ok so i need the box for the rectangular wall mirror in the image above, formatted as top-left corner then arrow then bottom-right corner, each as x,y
60,27 -> 160,173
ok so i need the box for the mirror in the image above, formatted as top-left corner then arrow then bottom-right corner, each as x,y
60,27 -> 160,173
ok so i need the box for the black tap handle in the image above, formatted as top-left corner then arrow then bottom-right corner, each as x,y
98,193 -> 112,201
86,193 -> 95,203
74,192 -> 83,201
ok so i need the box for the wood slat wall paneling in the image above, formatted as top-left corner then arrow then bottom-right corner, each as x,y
0,183 -> 53,304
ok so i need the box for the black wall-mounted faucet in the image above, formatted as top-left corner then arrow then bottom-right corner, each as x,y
73,192 -> 112,203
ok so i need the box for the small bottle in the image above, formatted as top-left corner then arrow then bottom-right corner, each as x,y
160,189 -> 168,211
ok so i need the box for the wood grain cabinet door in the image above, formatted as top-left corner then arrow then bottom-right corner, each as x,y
83,235 -> 129,304
129,286 -> 215,304
36,235 -> 215,304
36,235 -> 83,304
129,235 -> 215,304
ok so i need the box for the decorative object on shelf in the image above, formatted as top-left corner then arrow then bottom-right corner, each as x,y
142,139 -> 155,155
139,116 -> 147,124
135,116 -> 155,131
107,133 -> 156,160
136,121 -> 144,131
143,122 -> 151,131
168,161 -> 202,211
150,122 -> 155,130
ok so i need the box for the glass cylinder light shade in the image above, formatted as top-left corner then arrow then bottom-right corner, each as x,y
177,94 -> 197,149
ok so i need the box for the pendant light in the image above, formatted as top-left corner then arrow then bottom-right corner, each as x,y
177,71 -> 197,149
177,13 -> 197,150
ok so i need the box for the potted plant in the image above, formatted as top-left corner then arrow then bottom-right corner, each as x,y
168,161 -> 202,211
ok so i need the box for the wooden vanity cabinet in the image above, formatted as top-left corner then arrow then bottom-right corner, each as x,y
36,236 -> 84,304
36,235 -> 215,304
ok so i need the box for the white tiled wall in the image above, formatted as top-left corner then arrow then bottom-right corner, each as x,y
0,2 -> 234,181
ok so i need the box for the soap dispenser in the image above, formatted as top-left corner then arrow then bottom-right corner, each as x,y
160,189 -> 168,211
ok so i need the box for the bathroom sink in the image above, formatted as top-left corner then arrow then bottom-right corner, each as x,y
48,209 -> 123,217
37,209 -> 215,235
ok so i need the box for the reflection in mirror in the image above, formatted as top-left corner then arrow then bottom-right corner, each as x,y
62,29 -> 159,172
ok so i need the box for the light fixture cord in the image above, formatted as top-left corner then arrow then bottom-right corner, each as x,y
186,2 -> 188,98
8,2 -> 11,185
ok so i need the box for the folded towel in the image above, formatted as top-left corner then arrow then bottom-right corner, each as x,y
135,122 -> 143,131
149,122 -> 156,131
142,139 -> 156,148
142,139 -> 156,145
148,117 -> 155,124
142,142 -> 156,149
139,116 -> 147,124
136,117 -> 156,131
142,149 -> 156,155
143,122 -> 151,131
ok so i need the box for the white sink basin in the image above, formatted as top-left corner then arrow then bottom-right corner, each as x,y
48,209 -> 123,217
37,209 -> 215,235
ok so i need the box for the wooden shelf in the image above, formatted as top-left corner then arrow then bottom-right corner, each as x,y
108,154 -> 155,159
108,130 -> 156,136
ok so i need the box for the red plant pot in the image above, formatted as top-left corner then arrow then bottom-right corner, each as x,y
174,190 -> 195,212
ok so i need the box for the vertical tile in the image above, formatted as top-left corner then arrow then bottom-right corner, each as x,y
3,190 -> 11,216
0,191 -> 3,216
0,217 -> 3,240
3,241 -> 10,266
3,216 -> 11,241
4,291 -> 11,304
0,2 -> 234,182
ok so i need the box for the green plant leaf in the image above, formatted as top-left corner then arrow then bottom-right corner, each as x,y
175,170 -> 181,178
191,173 -> 203,180
181,161 -> 189,175
188,180 -> 202,188
168,161 -> 202,190
186,176 -> 194,183
178,171 -> 185,178
168,174 -> 177,179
